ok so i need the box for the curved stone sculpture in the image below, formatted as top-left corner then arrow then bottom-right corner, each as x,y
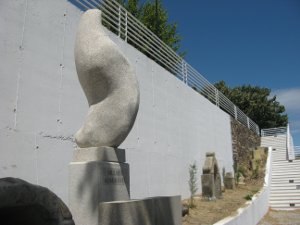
74,9 -> 140,148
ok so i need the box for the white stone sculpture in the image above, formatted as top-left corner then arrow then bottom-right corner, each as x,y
74,9 -> 140,148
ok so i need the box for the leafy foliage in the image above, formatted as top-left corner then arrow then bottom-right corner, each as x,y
214,81 -> 288,129
116,0 -> 184,56
189,162 -> 198,208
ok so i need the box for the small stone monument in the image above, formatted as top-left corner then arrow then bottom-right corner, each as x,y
69,9 -> 139,225
201,152 -> 222,200
224,172 -> 235,189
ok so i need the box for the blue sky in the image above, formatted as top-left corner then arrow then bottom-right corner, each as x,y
157,0 -> 300,145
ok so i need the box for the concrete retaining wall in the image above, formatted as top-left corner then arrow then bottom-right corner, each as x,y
0,0 -> 233,204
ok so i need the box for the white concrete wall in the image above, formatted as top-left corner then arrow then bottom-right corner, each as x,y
0,0 -> 233,204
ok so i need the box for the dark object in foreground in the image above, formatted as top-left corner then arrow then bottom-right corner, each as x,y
182,203 -> 189,217
0,177 -> 74,225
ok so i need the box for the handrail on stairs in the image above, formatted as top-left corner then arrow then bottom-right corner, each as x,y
261,124 -> 296,161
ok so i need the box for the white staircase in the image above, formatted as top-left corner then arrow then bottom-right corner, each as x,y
261,134 -> 300,209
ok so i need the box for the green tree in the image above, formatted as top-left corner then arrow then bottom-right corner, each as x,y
188,162 -> 198,208
214,81 -> 288,129
117,0 -> 184,56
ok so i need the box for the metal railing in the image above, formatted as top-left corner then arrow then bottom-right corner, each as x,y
72,0 -> 260,135
261,127 -> 287,137
261,125 -> 297,160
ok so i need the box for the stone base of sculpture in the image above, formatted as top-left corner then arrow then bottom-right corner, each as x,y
69,147 -> 130,225
99,196 -> 181,225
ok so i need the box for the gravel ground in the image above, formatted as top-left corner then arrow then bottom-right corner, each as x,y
258,209 -> 300,225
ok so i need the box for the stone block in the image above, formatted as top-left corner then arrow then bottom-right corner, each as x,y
215,173 -> 222,199
224,172 -> 235,189
201,174 -> 215,199
98,196 -> 181,225
151,196 -> 181,225
72,146 -> 125,163
69,161 -> 130,225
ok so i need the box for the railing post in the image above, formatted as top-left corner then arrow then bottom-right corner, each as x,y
125,11 -> 128,42
185,63 -> 188,85
118,6 -> 121,37
234,105 -> 237,120
181,61 -> 187,84
215,88 -> 219,107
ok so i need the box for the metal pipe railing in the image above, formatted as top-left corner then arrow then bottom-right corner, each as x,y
261,127 -> 287,137
261,125 -> 297,161
74,0 -> 260,135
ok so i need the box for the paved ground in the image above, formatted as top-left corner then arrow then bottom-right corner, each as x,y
258,209 -> 300,225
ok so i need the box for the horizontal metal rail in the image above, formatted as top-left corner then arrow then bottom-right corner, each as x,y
73,0 -> 260,135
261,127 -> 287,137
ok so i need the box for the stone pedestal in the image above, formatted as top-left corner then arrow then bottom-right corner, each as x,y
98,196 -> 181,225
224,172 -> 235,189
69,147 -> 130,225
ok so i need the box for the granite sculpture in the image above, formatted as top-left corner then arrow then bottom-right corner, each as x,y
74,9 -> 140,148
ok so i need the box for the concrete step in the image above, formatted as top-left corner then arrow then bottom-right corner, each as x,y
272,162 -> 300,167
271,182 -> 300,186
270,204 -> 300,210
270,194 -> 300,201
270,199 -> 300,204
272,161 -> 300,166
271,181 -> 300,185
272,152 -> 288,155
270,186 -> 300,191
272,175 -> 300,180
270,191 -> 300,196
272,172 -> 300,177
272,171 -> 300,176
